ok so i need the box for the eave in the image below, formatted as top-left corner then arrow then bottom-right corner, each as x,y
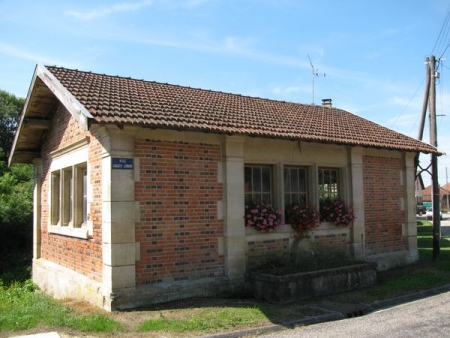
8,64 -> 93,165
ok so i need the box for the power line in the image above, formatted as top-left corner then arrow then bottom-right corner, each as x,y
391,78 -> 424,136
431,1 -> 450,57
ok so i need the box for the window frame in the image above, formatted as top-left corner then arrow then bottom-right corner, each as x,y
318,167 -> 340,201
283,166 -> 309,208
48,142 -> 91,239
244,164 -> 274,205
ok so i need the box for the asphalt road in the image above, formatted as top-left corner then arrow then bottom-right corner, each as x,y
259,291 -> 450,338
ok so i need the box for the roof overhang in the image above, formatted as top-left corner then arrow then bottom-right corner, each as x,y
8,64 -> 93,165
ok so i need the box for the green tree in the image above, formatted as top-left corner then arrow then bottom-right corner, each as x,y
0,90 -> 32,282
0,90 -> 24,160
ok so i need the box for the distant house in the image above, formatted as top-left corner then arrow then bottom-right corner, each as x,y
422,183 -> 450,210
9,65 -> 440,310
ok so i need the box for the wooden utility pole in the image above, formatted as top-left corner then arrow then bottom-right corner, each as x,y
429,55 -> 441,261
417,57 -> 430,141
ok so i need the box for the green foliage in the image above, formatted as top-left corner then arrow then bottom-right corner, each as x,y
0,90 -> 24,160
0,159 -> 33,256
0,90 -> 32,278
0,162 -> 33,224
0,280 -> 122,332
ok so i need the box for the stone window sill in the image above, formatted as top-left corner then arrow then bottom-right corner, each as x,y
48,224 -> 89,239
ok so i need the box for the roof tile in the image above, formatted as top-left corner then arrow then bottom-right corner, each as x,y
46,66 -> 438,154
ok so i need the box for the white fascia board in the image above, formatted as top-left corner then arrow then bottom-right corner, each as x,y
36,64 -> 93,130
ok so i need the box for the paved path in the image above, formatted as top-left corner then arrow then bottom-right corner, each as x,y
258,290 -> 450,338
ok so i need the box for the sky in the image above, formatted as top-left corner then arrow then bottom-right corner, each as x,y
1,0 -> 450,187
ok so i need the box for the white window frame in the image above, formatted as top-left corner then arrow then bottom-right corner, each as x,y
48,140 -> 91,239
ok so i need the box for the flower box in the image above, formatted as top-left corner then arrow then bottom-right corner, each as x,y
252,263 -> 377,303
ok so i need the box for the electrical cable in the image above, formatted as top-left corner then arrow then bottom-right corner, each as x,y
431,1 -> 450,56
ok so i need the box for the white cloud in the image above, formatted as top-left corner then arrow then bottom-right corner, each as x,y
66,0 -> 213,20
0,42 -> 79,68
223,36 -> 256,55
160,0 -> 212,8
66,0 -> 154,20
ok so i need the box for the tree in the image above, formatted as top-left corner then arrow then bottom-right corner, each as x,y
0,90 -> 32,281
0,89 -> 24,161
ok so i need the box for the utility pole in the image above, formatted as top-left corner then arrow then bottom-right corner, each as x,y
429,55 -> 441,261
417,57 -> 430,141
447,167 -> 449,210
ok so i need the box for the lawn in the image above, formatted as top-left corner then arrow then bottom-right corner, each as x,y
2,220 -> 450,337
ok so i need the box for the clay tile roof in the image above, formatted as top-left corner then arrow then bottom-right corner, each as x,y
46,65 -> 438,154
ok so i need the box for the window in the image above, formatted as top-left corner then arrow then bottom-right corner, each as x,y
284,167 -> 308,207
318,168 -> 339,200
51,163 -> 88,228
244,165 -> 273,204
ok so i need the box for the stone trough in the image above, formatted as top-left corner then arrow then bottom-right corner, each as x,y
252,263 -> 377,303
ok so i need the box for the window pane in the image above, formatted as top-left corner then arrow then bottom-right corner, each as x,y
299,169 -> 306,192
69,173 -> 73,222
51,172 -> 60,225
244,165 -> 273,206
62,169 -> 72,226
290,169 -> 298,192
262,193 -> 271,205
284,167 -> 308,208
284,168 -> 289,193
83,169 -> 88,223
245,194 -> 253,204
253,167 -> 261,192
244,167 -> 252,192
318,168 -> 339,200
262,167 -> 271,192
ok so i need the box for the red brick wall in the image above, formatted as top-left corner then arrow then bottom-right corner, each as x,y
40,105 -> 103,282
314,232 -> 349,256
247,238 -> 289,269
363,155 -> 406,255
135,139 -> 224,284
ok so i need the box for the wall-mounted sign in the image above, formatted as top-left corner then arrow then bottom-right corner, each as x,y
112,158 -> 133,170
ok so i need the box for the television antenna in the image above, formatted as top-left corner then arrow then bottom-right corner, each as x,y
308,55 -> 325,104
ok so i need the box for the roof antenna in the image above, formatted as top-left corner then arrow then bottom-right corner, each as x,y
308,55 -> 325,105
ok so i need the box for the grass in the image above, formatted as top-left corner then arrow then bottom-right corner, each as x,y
136,306 -> 274,332
0,280 -> 122,333
348,219 -> 450,302
2,220 -> 450,336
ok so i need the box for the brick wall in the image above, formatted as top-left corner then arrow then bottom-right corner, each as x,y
314,232 -> 349,256
135,139 -> 224,284
247,238 -> 289,269
363,155 -> 406,255
40,105 -> 103,282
